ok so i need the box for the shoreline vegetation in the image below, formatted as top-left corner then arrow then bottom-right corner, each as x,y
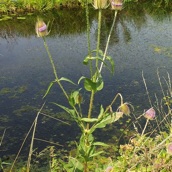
0,0 -> 172,20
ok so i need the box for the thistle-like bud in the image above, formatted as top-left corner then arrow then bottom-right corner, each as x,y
35,18 -> 49,37
93,0 -> 108,9
167,143 -> 172,155
144,108 -> 155,120
118,103 -> 130,115
110,0 -> 123,10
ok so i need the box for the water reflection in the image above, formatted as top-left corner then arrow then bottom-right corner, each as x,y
0,5 -> 172,157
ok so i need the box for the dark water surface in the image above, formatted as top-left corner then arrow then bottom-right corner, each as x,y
0,7 -> 172,157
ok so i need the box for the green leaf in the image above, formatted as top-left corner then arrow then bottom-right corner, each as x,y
78,74 -> 104,92
89,151 -> 104,158
83,56 -> 95,65
69,89 -> 82,106
83,56 -> 107,65
91,49 -> 104,56
96,75 -> 104,91
43,80 -> 55,98
64,157 -> 83,172
78,76 -> 85,84
89,113 -> 112,133
81,118 -> 98,123
52,103 -> 77,120
17,17 -> 26,20
98,105 -> 104,119
84,78 -> 97,91
106,55 -> 115,74
58,77 -> 76,85
90,112 -> 124,134
93,142 -> 109,147
84,77 -> 104,92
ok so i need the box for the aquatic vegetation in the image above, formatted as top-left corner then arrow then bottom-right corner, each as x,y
13,105 -> 36,117
152,44 -> 172,58
0,86 -> 27,99
0,115 -> 11,123
0,87 -> 11,95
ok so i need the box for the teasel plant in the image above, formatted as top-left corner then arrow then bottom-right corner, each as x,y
19,0 -> 131,171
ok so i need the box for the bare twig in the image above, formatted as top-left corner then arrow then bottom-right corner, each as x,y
40,112 -> 70,125
27,102 -> 45,172
34,138 -> 63,147
0,128 -> 6,146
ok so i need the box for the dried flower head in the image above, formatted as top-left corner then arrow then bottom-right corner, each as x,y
35,18 -> 49,37
93,0 -> 108,9
118,102 -> 132,115
167,143 -> 172,155
144,108 -> 155,120
110,0 -> 123,10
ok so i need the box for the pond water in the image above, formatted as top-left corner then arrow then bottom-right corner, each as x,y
0,7 -> 172,157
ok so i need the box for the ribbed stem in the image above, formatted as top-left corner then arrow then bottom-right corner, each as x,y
95,9 -> 102,74
99,10 -> 118,74
87,91 -> 95,130
43,37 -> 69,100
85,0 -> 93,77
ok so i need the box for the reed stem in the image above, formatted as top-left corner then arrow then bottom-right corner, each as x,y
26,103 -> 45,172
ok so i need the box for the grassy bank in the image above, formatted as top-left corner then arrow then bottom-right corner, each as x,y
0,0 -> 171,16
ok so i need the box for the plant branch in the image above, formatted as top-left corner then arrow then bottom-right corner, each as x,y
43,37 -> 69,100
99,10 -> 118,74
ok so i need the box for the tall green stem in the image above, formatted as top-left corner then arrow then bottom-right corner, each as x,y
86,9 -> 102,128
43,37 -> 69,100
86,9 -> 102,125
87,90 -> 94,129
99,10 -> 118,74
96,9 -> 102,73
85,0 -> 93,77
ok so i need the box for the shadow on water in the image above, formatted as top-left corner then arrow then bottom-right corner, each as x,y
0,3 -> 172,158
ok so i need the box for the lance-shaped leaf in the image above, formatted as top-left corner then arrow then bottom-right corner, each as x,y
58,77 -> 76,85
52,103 -> 84,129
89,151 -> 104,158
81,118 -> 98,123
106,55 -> 115,74
93,142 -> 109,147
90,112 -> 118,134
98,105 -> 105,119
43,80 -> 56,98
83,56 -> 108,66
